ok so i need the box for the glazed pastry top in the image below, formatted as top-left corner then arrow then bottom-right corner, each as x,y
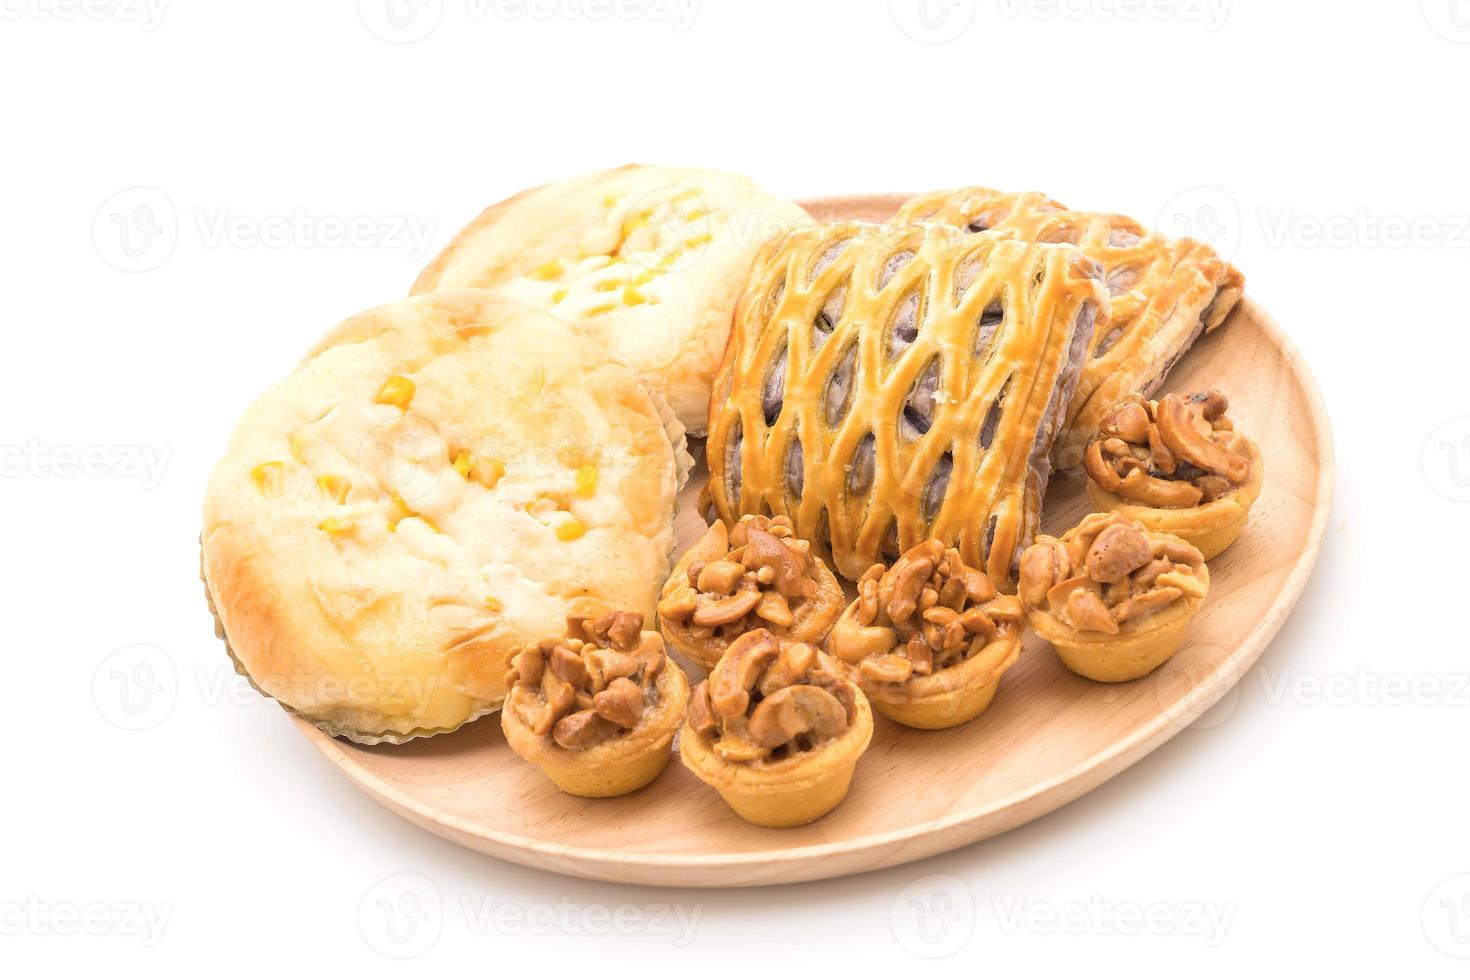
828,538 -> 1022,684
1018,512 -> 1207,635
896,187 -> 1245,469
687,630 -> 858,766
1085,390 -> 1253,508
705,220 -> 1106,587
658,515 -> 823,643
504,612 -> 667,750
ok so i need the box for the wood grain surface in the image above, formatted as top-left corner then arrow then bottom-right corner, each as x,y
291,194 -> 1335,887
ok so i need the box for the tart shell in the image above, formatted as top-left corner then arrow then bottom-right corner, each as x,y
858,630 -> 1022,730
679,690 -> 873,828
1027,590 -> 1206,683
1086,437 -> 1263,561
501,658 -> 690,798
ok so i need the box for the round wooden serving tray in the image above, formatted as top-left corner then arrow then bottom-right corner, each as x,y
292,194 -> 1334,887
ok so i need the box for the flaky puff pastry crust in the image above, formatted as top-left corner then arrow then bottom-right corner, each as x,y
201,290 -> 685,743
705,221 -> 1107,588
411,165 -> 810,434
897,188 -> 1245,471
657,517 -> 846,670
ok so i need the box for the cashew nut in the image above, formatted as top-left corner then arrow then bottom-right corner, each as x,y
747,684 -> 849,749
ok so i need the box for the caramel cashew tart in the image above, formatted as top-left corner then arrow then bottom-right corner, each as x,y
1018,512 -> 1210,683
501,611 -> 689,797
1084,389 -> 1262,560
657,515 -> 845,670
680,628 -> 873,828
827,539 -> 1024,729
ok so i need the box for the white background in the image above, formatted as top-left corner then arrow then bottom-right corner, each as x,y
3,0 -> 1466,975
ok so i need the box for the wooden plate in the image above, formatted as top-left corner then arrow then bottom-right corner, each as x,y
292,194 -> 1334,887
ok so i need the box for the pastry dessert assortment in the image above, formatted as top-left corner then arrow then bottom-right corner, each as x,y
1084,389 -> 1262,560
411,165 -> 810,434
501,611 -> 689,797
704,220 -> 1108,589
656,514 -> 845,670
896,187 -> 1245,470
680,629 -> 873,827
203,168 -> 1270,829
828,539 -> 1024,729
201,289 -> 687,742
1018,512 -> 1210,682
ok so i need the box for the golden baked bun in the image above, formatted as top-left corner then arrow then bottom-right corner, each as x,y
202,289 -> 687,743
411,165 -> 810,434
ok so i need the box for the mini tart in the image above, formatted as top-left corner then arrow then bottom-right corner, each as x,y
657,515 -> 845,670
501,611 -> 688,798
1018,512 -> 1210,683
1084,390 -> 1262,560
828,539 -> 1023,729
680,629 -> 872,828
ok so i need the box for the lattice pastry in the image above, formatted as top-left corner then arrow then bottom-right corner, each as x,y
895,188 -> 1244,470
704,221 -> 1108,589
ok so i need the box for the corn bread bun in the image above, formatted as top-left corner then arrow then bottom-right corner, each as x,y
202,289 -> 686,743
410,165 -> 811,434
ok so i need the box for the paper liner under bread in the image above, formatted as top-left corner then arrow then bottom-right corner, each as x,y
199,540 -> 500,746
199,355 -> 686,747
640,377 -> 695,492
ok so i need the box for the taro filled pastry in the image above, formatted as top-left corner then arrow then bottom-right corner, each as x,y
896,187 -> 1244,470
705,220 -> 1107,589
